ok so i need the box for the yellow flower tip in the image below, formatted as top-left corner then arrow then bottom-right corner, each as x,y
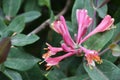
39,60 -> 45,65
42,52 -> 51,59
46,66 -> 52,70
96,59 -> 103,64
44,48 -> 48,50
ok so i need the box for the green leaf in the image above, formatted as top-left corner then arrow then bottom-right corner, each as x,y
46,68 -> 66,80
21,64 -> 46,80
84,30 -> 114,50
0,37 -> 11,64
4,47 -> 40,71
18,11 -> 41,23
38,0 -> 51,9
8,16 -> 25,33
60,56 -> 81,76
11,34 -> 39,46
113,7 -> 120,24
61,74 -> 91,80
84,59 -> 120,80
0,18 -> 7,32
4,69 -> 22,80
24,0 -> 40,12
96,0 -> 108,18
47,30 -> 62,46
76,63 -> 86,75
3,0 -> 22,17
101,50 -> 117,63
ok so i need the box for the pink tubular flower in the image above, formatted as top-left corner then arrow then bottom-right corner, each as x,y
51,16 -> 75,48
80,46 -> 102,66
42,43 -> 63,59
42,9 -> 114,69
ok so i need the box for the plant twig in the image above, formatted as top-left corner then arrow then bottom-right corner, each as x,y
28,0 -> 71,35
99,39 -> 120,55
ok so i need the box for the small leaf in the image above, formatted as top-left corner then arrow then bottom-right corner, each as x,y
96,0 -> 108,18
21,64 -> 46,80
18,11 -> 41,23
46,68 -> 66,80
101,50 -> 117,63
4,69 -> 22,80
61,74 -> 91,80
4,47 -> 40,71
8,16 -> 25,33
38,0 -> 51,9
3,0 -> 22,17
0,37 -> 11,64
11,34 -> 39,46
84,59 -> 120,80
24,0 -> 40,12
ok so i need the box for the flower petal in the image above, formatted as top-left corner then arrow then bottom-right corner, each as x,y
80,46 -> 102,66
81,15 -> 114,43
51,16 -> 75,48
45,52 -> 76,66
76,9 -> 92,43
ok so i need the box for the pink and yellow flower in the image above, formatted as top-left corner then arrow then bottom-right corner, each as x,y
42,9 -> 114,69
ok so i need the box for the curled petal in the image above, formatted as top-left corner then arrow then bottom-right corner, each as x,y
81,46 -> 102,66
42,43 -> 63,59
46,43 -> 63,55
51,16 -> 75,48
81,15 -> 114,43
45,52 -> 76,66
76,9 -> 92,43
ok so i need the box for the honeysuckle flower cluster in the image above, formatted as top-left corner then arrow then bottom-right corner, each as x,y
42,9 -> 114,69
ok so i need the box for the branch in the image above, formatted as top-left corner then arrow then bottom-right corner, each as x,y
99,39 -> 120,55
28,0 -> 71,35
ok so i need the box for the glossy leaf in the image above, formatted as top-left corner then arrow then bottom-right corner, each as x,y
61,74 -> 91,80
46,68 -> 66,80
8,16 -> 25,33
84,59 -> 120,80
84,30 -> 114,50
101,50 -> 117,63
0,18 -> 7,32
24,0 -> 40,12
18,11 -> 41,23
4,69 -> 22,80
4,47 -> 40,71
113,8 -> 120,24
3,0 -> 22,17
0,37 -> 11,64
21,64 -> 46,80
96,0 -> 108,18
38,0 -> 51,9
11,34 -> 39,46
